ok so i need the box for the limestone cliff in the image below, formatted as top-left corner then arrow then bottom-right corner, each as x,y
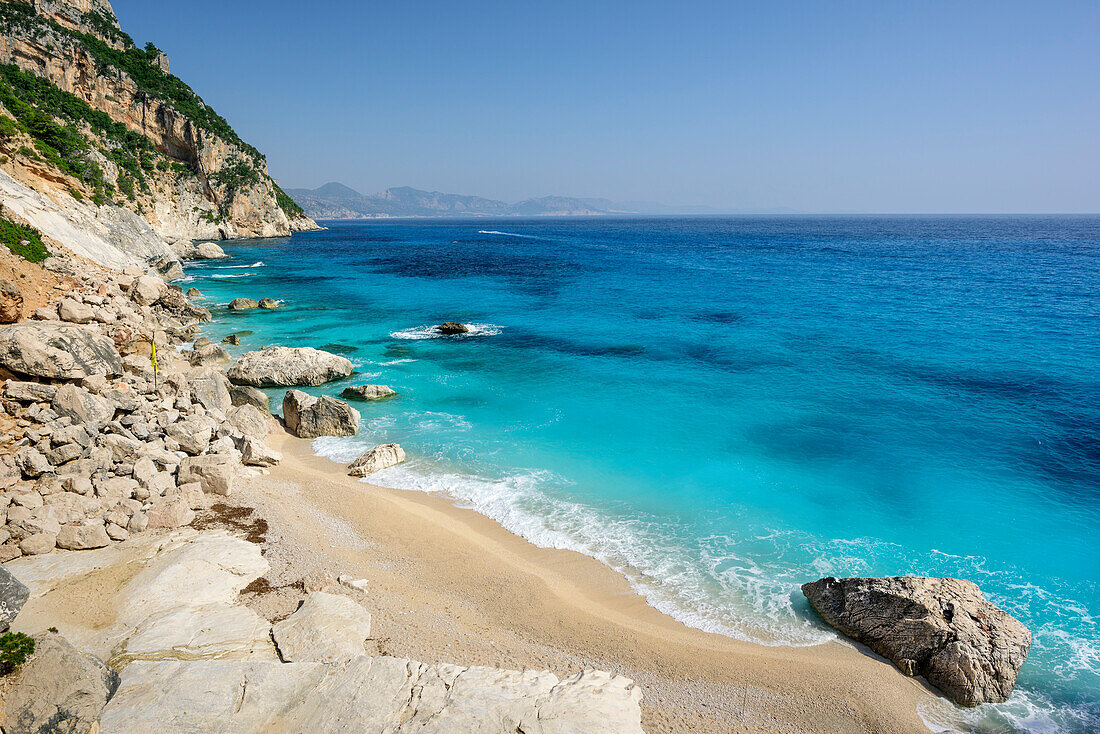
0,0 -> 317,256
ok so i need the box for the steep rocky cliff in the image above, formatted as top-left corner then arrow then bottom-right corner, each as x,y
0,0 -> 316,257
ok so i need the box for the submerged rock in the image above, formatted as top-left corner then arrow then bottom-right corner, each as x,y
340,384 -> 397,401
228,347 -> 352,387
283,390 -> 359,439
347,443 -> 405,477
438,321 -> 470,334
0,322 -> 123,379
801,576 -> 1031,706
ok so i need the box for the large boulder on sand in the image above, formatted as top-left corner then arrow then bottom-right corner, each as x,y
0,322 -> 123,380
229,347 -> 352,387
282,390 -> 359,438
801,576 -> 1031,707
347,443 -> 405,477
341,384 -> 397,401
0,632 -> 120,734
0,279 -> 23,323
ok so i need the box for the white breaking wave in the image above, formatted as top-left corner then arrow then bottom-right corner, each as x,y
379,358 -> 417,366
390,323 -> 502,340
307,434 -> 832,647
478,230 -> 537,238
212,261 -> 265,269
210,273 -> 254,279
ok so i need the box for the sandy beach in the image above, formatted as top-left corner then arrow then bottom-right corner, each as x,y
220,424 -> 938,733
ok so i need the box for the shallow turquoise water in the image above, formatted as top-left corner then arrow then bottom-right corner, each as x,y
186,216 -> 1099,732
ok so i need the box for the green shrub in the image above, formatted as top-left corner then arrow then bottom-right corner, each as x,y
0,214 -> 50,262
0,632 -> 35,675
0,115 -> 20,139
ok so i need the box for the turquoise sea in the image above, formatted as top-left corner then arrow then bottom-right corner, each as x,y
185,216 -> 1099,733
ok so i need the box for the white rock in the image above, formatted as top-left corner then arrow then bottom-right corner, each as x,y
241,436 -> 281,467
272,592 -> 371,663
57,297 -> 95,324
228,347 -> 352,387
100,657 -> 644,734
348,443 -> 406,477
122,605 -> 275,664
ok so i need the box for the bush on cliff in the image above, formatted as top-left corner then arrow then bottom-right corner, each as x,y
0,214 -> 49,262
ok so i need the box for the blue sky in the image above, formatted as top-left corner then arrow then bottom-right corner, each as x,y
111,0 -> 1099,212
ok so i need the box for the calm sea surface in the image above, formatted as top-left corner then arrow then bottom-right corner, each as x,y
187,216 -> 1099,732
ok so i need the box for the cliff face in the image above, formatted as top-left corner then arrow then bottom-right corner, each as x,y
0,0 -> 317,250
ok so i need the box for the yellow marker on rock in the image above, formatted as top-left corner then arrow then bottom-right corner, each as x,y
151,336 -> 157,390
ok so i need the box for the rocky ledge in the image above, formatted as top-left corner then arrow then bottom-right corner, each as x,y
802,576 -> 1031,707
4,527 -> 643,733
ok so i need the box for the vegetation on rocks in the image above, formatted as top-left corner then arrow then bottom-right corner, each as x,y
0,632 -> 34,675
0,62 -> 162,202
0,213 -> 48,262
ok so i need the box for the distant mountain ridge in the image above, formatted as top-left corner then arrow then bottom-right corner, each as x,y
286,183 -> 757,218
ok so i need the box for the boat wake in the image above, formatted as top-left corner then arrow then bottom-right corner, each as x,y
478,230 -> 538,239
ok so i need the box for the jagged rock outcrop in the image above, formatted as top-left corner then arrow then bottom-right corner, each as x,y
228,346 -> 352,387
802,576 -> 1031,706
0,0 -> 317,255
282,390 -> 359,439
0,169 -> 179,268
348,443 -> 405,477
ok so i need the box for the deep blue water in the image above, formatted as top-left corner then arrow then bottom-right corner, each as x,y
187,216 -> 1099,732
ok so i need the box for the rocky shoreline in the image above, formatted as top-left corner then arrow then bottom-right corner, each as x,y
0,252 -> 645,732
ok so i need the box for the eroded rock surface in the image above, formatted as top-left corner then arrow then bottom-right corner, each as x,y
802,576 -> 1031,706
0,322 -> 123,380
101,658 -> 643,734
283,390 -> 359,439
228,347 -> 353,387
0,632 -> 120,734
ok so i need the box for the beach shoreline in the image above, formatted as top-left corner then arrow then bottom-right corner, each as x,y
228,422 -> 938,733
